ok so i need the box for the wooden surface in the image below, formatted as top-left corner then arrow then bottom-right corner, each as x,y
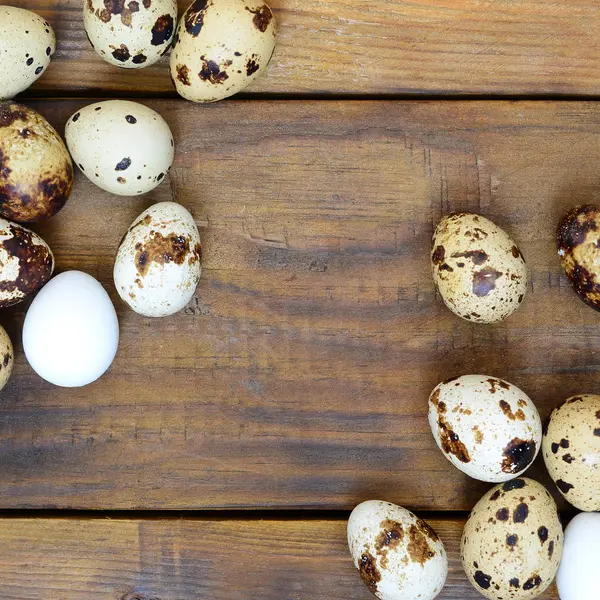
0,517 -> 557,599
0,99 -> 596,514
8,0 -> 600,97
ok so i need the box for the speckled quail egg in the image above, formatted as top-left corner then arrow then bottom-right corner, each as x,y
170,0 -> 277,103
0,7 -> 55,100
0,217 -> 54,307
542,395 -> 600,511
65,100 -> 174,196
461,478 -> 563,600
0,326 -> 13,392
0,101 -> 73,222
84,0 -> 177,68
431,213 -> 527,323
557,205 -> 600,310
429,375 -> 542,482
114,202 -> 202,317
556,512 -> 600,600
347,500 -> 448,600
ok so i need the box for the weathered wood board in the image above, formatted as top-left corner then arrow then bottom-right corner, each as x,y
10,0 -> 600,97
0,517 -> 558,599
0,100 -> 597,510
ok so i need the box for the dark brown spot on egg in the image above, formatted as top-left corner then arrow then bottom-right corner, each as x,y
499,399 -> 526,421
112,44 -> 131,62
151,14 -> 174,45
490,490 -> 501,501
506,534 -> 518,548
358,551 -> 381,593
3,353 -> 9,368
407,523 -> 435,565
474,571 -> 492,590
511,245 -> 523,259
496,507 -> 509,521
431,245 -> 445,265
562,453 -> 574,463
184,0 -> 212,36
513,502 -> 529,523
117,177 -> 126,183
129,1 -> 140,11
503,478 -> 526,492
135,232 -> 191,277
452,250 -> 488,265
374,519 -> 403,567
115,157 -> 132,171
510,578 -> 520,589
199,57 -> 229,84
473,425 -> 483,444
132,53 -> 147,64
0,150 -> 10,180
176,64 -> 191,86
487,378 -> 510,394
245,4 -> 273,32
548,540 -> 555,557
502,438 -> 536,474
556,479 -> 574,493
473,267 -> 502,297
246,58 -> 260,76
125,115 -> 137,124
560,438 -> 570,448
26,57 -> 34,66
594,427 -> 600,436
538,526 -> 548,544
523,575 -> 542,591
71,112 -> 80,122
551,442 -> 559,454
143,0 -> 151,6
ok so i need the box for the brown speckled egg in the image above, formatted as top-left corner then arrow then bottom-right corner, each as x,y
461,478 -> 563,600
0,326 -> 13,392
432,213 -> 527,323
170,0 -> 277,103
348,500 -> 448,600
0,217 -> 54,307
114,202 -> 202,317
557,205 -> 600,310
542,395 -> 600,511
84,0 -> 178,69
0,102 -> 73,223
429,375 -> 542,483
0,7 -> 55,100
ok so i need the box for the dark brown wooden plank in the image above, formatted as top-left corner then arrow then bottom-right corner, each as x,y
1,100 -> 599,509
10,0 -> 600,97
0,517 -> 558,599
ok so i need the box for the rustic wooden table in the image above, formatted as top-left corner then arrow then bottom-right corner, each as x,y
3,1 -> 600,598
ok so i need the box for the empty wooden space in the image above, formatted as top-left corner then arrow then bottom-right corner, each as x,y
9,0 -> 600,97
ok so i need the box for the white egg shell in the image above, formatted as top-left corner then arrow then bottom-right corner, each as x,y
0,218 -> 54,308
0,326 -> 14,392
65,100 -> 174,196
84,0 -> 178,69
0,7 -> 55,100
431,213 -> 527,323
23,271 -> 119,387
114,202 -> 202,317
170,0 -> 277,103
429,375 -> 542,482
542,395 -> 600,511
347,500 -> 448,600
556,512 -> 600,600
461,478 -> 563,600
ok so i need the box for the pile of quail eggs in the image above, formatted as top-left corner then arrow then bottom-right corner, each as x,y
349,211 -> 600,600
0,4 -> 598,600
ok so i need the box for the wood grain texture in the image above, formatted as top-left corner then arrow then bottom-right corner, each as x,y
1,99 -> 600,510
0,517 -> 558,599
11,0 -> 600,97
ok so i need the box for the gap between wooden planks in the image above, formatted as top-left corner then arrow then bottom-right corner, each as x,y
9,0 -> 600,97
0,516 -> 558,599
0,100 -> 598,511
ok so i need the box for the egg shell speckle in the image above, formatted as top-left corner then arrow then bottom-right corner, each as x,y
0,326 -> 14,392
347,500 -> 448,600
461,478 -> 563,600
542,394 -> 600,511
65,100 -> 174,196
170,0 -> 277,103
114,202 -> 202,317
556,204 -> 600,311
429,375 -> 542,482
84,0 -> 178,69
0,102 -> 73,222
0,7 -> 55,100
431,213 -> 527,323
0,217 -> 54,308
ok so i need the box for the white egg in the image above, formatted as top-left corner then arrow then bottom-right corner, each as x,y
556,512 -> 600,600
65,100 -> 174,196
23,271 -> 119,387
84,0 -> 178,69
347,500 -> 448,600
0,7 -> 55,100
428,375 -> 542,482
114,202 -> 202,317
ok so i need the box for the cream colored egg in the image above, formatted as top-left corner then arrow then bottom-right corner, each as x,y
84,0 -> 177,69
347,500 -> 448,600
542,395 -> 600,511
0,326 -> 14,392
170,0 -> 277,103
0,217 -> 54,308
114,202 -> 202,317
65,100 -> 174,196
431,213 -> 527,323
461,478 -> 563,600
0,102 -> 73,222
429,375 -> 542,482
0,7 -> 55,100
